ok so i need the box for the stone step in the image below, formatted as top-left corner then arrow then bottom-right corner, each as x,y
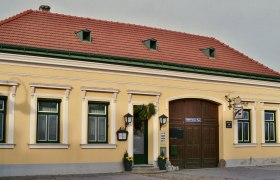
132,164 -> 167,174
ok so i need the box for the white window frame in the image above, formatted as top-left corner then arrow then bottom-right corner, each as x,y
0,80 -> 18,149
28,83 -> 71,149
80,87 -> 119,149
234,99 -> 257,147
261,101 -> 280,147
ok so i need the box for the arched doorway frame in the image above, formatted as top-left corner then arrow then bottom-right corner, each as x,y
166,94 -> 226,167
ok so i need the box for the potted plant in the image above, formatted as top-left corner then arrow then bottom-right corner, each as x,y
158,150 -> 167,170
123,151 -> 133,171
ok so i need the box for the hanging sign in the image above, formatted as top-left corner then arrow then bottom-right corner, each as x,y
185,118 -> 201,122
233,106 -> 243,119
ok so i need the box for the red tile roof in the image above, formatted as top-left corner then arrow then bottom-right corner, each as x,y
0,9 -> 279,77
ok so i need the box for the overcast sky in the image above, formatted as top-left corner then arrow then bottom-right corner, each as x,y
1,0 -> 280,72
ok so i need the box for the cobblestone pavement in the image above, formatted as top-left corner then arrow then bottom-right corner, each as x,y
2,165 -> 280,180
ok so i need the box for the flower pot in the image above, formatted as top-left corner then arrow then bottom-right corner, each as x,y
158,159 -> 166,170
123,160 -> 132,171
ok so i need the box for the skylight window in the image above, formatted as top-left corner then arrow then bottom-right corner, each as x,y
201,48 -> 216,58
143,39 -> 157,50
76,30 -> 92,42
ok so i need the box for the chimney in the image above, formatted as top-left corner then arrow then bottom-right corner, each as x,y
39,5 -> 51,12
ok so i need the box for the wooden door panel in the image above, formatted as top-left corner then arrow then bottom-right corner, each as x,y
169,99 -> 219,169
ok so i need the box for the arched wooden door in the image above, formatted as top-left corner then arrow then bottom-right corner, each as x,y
169,99 -> 219,168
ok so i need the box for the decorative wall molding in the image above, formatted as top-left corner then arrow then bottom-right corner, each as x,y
81,86 -> 119,145
0,80 -> 18,86
1,52 -> 280,90
0,80 -> 18,147
80,144 -> 117,149
28,144 -> 69,149
127,90 -> 161,96
29,83 -> 72,145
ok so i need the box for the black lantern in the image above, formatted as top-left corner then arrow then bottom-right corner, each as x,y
116,128 -> 128,141
159,114 -> 168,130
124,113 -> 133,128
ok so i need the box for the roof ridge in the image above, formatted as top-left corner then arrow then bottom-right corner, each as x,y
32,9 -> 212,39
0,9 -> 33,26
212,37 -> 280,76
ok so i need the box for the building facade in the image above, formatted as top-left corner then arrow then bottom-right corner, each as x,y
1,7 -> 280,176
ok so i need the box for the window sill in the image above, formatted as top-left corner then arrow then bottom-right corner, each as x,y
0,143 -> 15,149
80,144 -> 117,149
233,143 -> 257,147
29,143 -> 69,149
261,143 -> 280,147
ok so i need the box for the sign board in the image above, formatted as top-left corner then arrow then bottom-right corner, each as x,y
160,132 -> 166,144
185,118 -> 201,122
226,121 -> 232,128
234,106 -> 243,119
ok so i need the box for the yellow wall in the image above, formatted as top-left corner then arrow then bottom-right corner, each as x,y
1,60 -> 280,165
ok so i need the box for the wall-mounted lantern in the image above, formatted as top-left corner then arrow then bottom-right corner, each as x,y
116,127 -> 128,141
159,114 -> 168,130
124,113 -> 133,128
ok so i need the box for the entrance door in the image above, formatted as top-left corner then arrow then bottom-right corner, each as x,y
169,99 -> 219,168
133,119 -> 148,164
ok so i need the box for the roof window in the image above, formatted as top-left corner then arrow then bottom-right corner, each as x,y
201,48 -> 216,58
143,39 -> 157,50
76,30 -> 92,42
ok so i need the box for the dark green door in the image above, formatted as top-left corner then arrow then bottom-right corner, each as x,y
133,119 -> 148,164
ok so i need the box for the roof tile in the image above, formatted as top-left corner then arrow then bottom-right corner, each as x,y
0,10 -> 279,77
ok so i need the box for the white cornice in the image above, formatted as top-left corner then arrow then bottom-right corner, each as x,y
127,90 -> 161,96
241,98 -> 257,102
81,86 -> 120,93
30,83 -> 72,90
0,80 -> 18,86
260,100 -> 280,104
1,52 -> 280,89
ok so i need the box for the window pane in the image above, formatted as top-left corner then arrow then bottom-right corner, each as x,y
0,100 -> 4,110
244,122 -> 250,142
243,111 -> 249,120
265,122 -> 269,141
88,104 -> 106,115
265,112 -> 274,121
98,117 -> 106,142
88,116 -> 97,141
0,113 -> 3,141
38,115 -> 47,141
238,122 -> 243,141
48,115 -> 58,141
269,123 -> 275,141
39,102 -> 58,112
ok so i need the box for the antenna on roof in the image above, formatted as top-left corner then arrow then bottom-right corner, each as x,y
39,5 -> 51,12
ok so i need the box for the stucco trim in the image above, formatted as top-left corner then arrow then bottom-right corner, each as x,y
233,143 -> 257,147
0,143 -> 15,149
80,144 -> 117,149
261,143 -> 280,147
0,80 -> 18,86
28,144 -> 69,149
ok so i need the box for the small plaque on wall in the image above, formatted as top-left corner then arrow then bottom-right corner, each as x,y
161,132 -> 166,144
226,121 -> 232,128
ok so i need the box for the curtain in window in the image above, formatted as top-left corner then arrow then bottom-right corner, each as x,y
0,113 -> 3,141
39,102 -> 58,112
88,116 -> 97,141
88,104 -> 106,114
38,114 -> 47,141
48,115 -> 58,141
